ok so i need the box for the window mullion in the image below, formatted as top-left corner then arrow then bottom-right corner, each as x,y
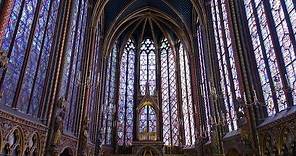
248,0 -> 280,113
280,0 -> 296,54
182,47 -> 193,145
213,0 -> 232,131
262,0 -> 294,106
11,0 -> 43,109
217,0 -> 238,130
28,0 -> 55,115
165,45 -> 173,146
123,50 -> 130,146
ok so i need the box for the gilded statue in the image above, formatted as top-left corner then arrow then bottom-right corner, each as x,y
79,117 -> 89,156
52,97 -> 67,146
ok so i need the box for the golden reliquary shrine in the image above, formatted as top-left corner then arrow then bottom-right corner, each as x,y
0,0 -> 296,156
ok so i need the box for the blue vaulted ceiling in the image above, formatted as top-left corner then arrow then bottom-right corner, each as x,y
104,0 -> 193,32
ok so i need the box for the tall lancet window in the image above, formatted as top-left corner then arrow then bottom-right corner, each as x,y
179,43 -> 195,146
211,0 -> 241,131
244,0 -> 296,115
140,39 -> 156,96
197,25 -> 211,138
117,39 -> 136,146
60,0 -> 88,133
160,38 -> 180,146
102,43 -> 118,144
0,0 -> 61,117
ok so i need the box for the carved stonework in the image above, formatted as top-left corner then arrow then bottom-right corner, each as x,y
95,132 -> 103,155
48,97 -> 67,156
258,114 -> 296,155
59,133 -> 79,155
0,109 -> 47,155
79,117 -> 89,156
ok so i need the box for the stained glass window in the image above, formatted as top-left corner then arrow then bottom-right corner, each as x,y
211,0 -> 241,131
55,0 -> 89,134
102,43 -> 118,145
102,37 -> 196,147
117,39 -> 136,146
0,0 -> 61,118
88,28 -> 101,143
140,39 -> 156,96
160,38 -> 180,146
197,25 -> 211,138
244,0 -> 296,115
179,43 -> 195,146
139,105 -> 157,135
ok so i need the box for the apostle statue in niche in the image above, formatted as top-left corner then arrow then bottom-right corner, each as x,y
52,97 -> 67,145
47,97 -> 67,156
79,116 -> 89,156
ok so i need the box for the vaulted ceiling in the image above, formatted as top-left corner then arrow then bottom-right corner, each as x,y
104,0 -> 194,34
98,0 -> 203,57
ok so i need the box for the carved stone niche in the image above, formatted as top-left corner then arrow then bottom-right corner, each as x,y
24,133 -> 40,156
2,127 -> 24,156
132,141 -> 164,156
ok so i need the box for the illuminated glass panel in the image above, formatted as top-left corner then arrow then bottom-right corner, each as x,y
211,0 -> 240,131
0,0 -> 61,118
179,43 -> 195,146
160,38 -> 179,146
102,43 -> 118,144
117,39 -> 136,146
244,0 -> 295,115
87,30 -> 101,142
55,0 -> 88,133
139,105 -> 157,134
197,25 -> 211,138
139,39 -> 156,96
1,0 -> 38,107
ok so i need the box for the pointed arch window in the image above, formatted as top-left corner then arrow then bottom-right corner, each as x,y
179,43 -> 195,146
244,0 -> 296,115
139,39 -> 156,96
117,39 -> 136,146
197,24 -> 212,138
49,0 -> 88,133
139,105 -> 157,139
211,0 -> 241,131
102,43 -> 118,145
160,38 -> 180,146
0,0 -> 61,118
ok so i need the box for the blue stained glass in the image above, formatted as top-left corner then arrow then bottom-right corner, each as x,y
179,43 -> 195,146
139,105 -> 156,134
60,0 -> 80,99
102,43 -> 117,144
160,38 -> 179,146
243,0 -> 296,115
61,0 -> 88,133
197,25 -> 212,138
117,39 -> 135,146
1,0 -> 38,107
1,0 -> 23,51
139,39 -> 156,96
212,0 -> 240,131
18,0 -> 55,114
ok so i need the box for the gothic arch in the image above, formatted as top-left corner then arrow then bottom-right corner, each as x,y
4,127 -> 24,155
101,8 -> 192,60
91,0 -> 206,29
24,132 -> 40,156
135,145 -> 162,156
60,147 -> 74,156
279,127 -> 295,155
